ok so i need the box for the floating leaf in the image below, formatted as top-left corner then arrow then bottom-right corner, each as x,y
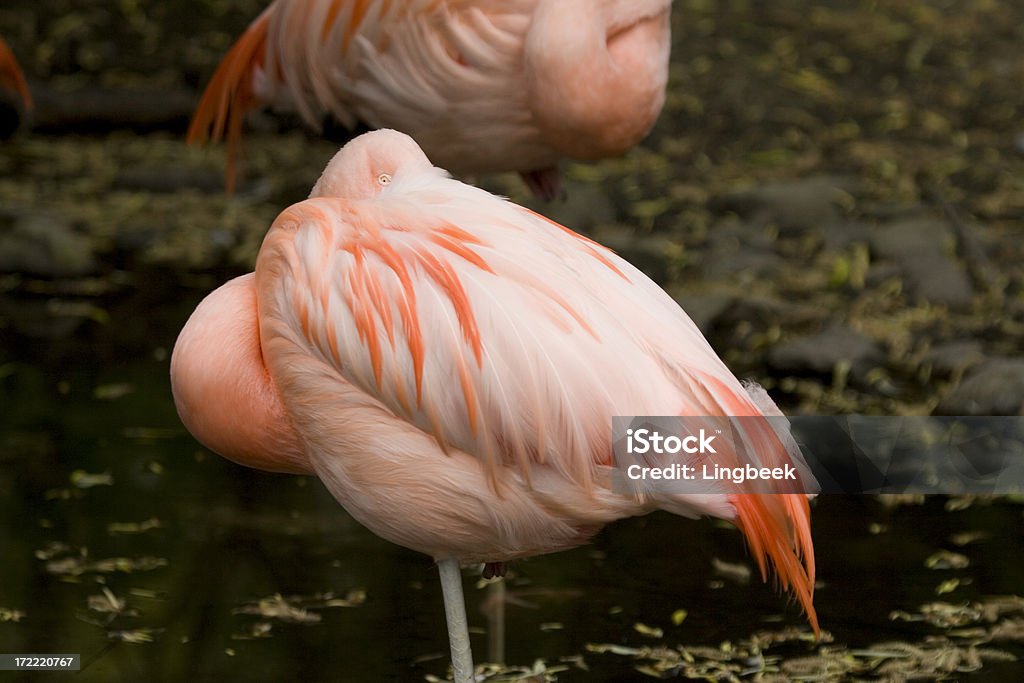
233,594 -> 320,624
109,628 -> 161,644
925,550 -> 970,570
0,607 -> 25,622
712,558 -> 751,584
634,622 -> 664,638
70,470 -> 114,488
107,518 -> 162,535
94,383 -> 135,400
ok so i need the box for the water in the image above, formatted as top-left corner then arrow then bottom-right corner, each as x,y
1,277 -> 1022,680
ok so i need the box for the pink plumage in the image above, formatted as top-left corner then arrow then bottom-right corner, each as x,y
187,0 -> 673,196
172,131 -> 820,657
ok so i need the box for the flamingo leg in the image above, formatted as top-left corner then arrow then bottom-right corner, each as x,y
438,558 -> 475,683
486,578 -> 506,665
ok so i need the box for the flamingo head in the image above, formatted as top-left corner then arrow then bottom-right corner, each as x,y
310,129 -> 436,200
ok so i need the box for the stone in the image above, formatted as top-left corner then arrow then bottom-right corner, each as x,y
867,219 -> 973,309
0,210 -> 97,277
935,359 -> 1024,416
672,292 -> 736,334
923,341 -> 985,379
590,225 -> 676,284
711,177 -> 852,235
768,324 -> 884,377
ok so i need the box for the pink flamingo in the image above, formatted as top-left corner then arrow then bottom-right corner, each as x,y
187,0 -> 673,197
0,37 -> 32,111
171,130 -> 818,681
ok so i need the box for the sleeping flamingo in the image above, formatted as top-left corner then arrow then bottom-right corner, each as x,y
171,130 -> 818,681
0,37 -> 32,112
187,0 -> 673,197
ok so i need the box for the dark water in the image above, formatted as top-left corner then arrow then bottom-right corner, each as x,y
1,277 -> 1022,681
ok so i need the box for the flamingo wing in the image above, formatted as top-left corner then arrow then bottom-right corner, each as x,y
189,0 -> 537,187
0,37 -> 31,111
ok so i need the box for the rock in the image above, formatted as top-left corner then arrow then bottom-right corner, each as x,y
821,221 -> 869,251
701,220 -> 783,279
768,324 -> 884,377
0,210 -> 97,277
590,225 -> 676,283
867,219 -> 974,309
864,262 -> 903,288
711,177 -> 852,235
672,292 -> 735,334
903,254 -> 974,309
868,218 -> 944,259
702,250 -> 783,280
114,166 -> 224,193
923,341 -> 985,378
935,359 -> 1024,416
540,180 -> 617,233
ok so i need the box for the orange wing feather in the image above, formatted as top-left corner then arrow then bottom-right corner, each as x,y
704,375 -> 819,635
187,9 -> 272,192
0,38 -> 32,111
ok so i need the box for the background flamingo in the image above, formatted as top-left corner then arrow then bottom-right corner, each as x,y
171,129 -> 818,680
0,36 -> 32,132
187,0 -> 673,198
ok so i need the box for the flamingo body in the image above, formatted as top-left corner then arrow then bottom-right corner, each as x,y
188,0 -> 673,195
173,131 -> 819,637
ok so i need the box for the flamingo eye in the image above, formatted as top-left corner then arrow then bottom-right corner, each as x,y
378,173 -> 392,185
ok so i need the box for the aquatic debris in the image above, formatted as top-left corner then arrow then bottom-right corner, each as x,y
87,587 -> 129,615
712,557 -> 752,584
107,518 -> 162,535
93,382 -> 135,400
233,595 -> 320,624
671,609 -> 688,626
427,657 -> 576,682
0,607 -> 25,622
45,555 -> 167,577
232,590 -> 366,625
876,494 -> 926,507
231,621 -> 273,640
70,469 -> 114,488
949,530 -> 989,546
37,542 -> 167,578
925,550 -> 970,570
108,628 -> 162,644
586,623 -> 1019,681
891,595 -> 1024,644
634,622 -> 664,639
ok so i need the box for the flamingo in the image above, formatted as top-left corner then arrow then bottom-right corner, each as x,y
0,37 -> 32,111
187,0 -> 673,198
171,130 -> 818,681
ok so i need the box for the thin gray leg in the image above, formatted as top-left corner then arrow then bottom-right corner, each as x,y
438,558 -> 475,683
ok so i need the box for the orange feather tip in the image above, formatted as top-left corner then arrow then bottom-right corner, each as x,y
188,11 -> 271,193
732,493 -> 819,637
0,38 -> 32,112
